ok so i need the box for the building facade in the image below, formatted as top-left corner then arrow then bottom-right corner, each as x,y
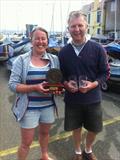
103,0 -> 120,39
82,0 -> 120,40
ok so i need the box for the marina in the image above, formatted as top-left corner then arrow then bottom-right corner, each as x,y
0,1 -> 120,159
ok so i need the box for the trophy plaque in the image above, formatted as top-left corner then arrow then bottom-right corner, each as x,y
44,68 -> 64,92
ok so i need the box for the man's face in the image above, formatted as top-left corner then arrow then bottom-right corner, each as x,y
68,16 -> 88,43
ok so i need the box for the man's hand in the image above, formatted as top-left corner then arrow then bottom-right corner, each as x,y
79,81 -> 98,93
64,80 -> 78,93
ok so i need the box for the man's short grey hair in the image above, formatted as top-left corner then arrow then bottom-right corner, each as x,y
68,10 -> 87,24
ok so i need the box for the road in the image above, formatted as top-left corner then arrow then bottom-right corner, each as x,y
0,63 -> 120,160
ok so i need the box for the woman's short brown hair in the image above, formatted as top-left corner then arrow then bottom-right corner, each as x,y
30,27 -> 49,41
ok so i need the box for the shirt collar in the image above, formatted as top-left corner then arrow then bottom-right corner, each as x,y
30,50 -> 51,60
69,34 -> 89,46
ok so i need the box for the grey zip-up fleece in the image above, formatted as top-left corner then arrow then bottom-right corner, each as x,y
8,51 -> 60,121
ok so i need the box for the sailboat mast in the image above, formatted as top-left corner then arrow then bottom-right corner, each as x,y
50,2 -> 55,35
60,0 -> 64,46
114,0 -> 117,40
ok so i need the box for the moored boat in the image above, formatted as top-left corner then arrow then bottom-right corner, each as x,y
0,44 -> 14,61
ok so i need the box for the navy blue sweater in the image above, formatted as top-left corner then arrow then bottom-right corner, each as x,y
59,40 -> 110,105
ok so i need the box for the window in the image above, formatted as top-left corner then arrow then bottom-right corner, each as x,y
97,11 -> 101,23
111,1 -> 115,12
87,13 -> 90,24
97,28 -> 101,34
87,29 -> 90,34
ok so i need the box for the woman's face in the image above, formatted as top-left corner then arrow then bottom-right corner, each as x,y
31,30 -> 48,54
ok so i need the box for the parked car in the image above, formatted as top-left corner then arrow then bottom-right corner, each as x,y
91,34 -> 113,45
101,42 -> 120,91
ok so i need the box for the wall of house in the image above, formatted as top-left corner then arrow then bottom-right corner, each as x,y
82,0 -> 120,39
105,0 -> 120,38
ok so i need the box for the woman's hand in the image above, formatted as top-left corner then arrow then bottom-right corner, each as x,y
36,81 -> 50,94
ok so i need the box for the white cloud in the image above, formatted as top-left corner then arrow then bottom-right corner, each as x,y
0,0 -> 94,32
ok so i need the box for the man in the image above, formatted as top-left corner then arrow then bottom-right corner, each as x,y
58,11 -> 110,160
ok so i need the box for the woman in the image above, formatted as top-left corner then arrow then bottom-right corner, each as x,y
9,27 -> 60,160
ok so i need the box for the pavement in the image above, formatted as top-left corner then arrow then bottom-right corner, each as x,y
0,63 -> 120,160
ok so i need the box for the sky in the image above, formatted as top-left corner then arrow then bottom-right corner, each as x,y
0,0 -> 94,33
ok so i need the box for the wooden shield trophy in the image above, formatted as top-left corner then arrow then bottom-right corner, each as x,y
44,68 -> 64,92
